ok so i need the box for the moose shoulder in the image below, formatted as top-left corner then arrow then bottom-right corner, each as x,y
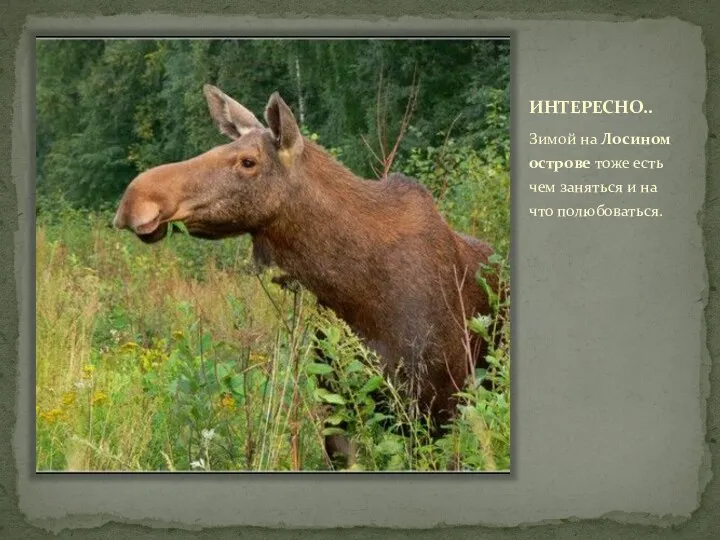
113,84 -> 501,445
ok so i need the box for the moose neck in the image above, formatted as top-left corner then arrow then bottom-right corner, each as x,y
254,141 -> 404,322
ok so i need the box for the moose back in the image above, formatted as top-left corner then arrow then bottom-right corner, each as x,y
113,84 -> 500,448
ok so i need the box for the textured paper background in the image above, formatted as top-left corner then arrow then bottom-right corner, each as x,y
1,5 -> 718,539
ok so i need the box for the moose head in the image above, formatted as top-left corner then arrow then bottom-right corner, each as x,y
114,85 -> 306,244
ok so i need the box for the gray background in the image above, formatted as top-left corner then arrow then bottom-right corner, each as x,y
1,4 -> 718,540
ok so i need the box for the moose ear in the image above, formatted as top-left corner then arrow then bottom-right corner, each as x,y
203,84 -> 263,140
264,92 -> 304,157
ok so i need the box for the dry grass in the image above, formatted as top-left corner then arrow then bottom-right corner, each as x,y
35,207 -> 510,472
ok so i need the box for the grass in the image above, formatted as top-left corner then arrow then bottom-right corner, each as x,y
35,195 -> 510,472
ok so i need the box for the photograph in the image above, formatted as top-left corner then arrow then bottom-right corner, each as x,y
35,37 -> 511,472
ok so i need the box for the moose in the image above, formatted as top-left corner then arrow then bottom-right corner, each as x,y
113,84 -> 503,467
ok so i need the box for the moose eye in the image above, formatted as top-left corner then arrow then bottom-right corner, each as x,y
240,158 -> 256,169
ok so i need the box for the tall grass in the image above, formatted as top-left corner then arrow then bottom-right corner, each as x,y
36,190 -> 510,472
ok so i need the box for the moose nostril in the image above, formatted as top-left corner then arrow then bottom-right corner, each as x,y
113,201 -> 162,235
133,213 -> 161,235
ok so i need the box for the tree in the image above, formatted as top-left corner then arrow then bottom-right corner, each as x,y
36,38 -> 510,209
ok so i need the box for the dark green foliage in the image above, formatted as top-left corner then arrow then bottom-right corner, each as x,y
37,38 -> 509,210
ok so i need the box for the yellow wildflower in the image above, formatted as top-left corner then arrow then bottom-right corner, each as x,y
249,351 -> 268,364
40,408 -> 67,424
81,365 -> 95,379
219,393 -> 236,411
91,391 -> 108,406
140,348 -> 168,372
120,341 -> 139,353
61,391 -> 77,407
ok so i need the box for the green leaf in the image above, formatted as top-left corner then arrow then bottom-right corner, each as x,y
324,414 -> 346,426
305,362 -> 334,376
359,375 -> 384,395
166,221 -> 189,240
367,413 -> 393,426
386,453 -> 406,470
315,388 -> 346,405
345,359 -> 365,374
172,221 -> 189,234
321,427 -> 346,436
142,371 -> 158,388
324,326 -> 341,346
214,361 -> 229,378
229,374 -> 245,397
375,437 -> 404,456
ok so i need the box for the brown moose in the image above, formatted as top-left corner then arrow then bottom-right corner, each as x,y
113,84 -> 502,467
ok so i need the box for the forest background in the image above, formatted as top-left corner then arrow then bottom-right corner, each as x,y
35,39 -> 511,472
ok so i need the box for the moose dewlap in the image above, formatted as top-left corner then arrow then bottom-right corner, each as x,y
113,84 -> 499,444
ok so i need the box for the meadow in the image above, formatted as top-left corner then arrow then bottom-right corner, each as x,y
35,148 -> 510,472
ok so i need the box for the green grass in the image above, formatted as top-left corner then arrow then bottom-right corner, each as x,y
35,151 -> 510,472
